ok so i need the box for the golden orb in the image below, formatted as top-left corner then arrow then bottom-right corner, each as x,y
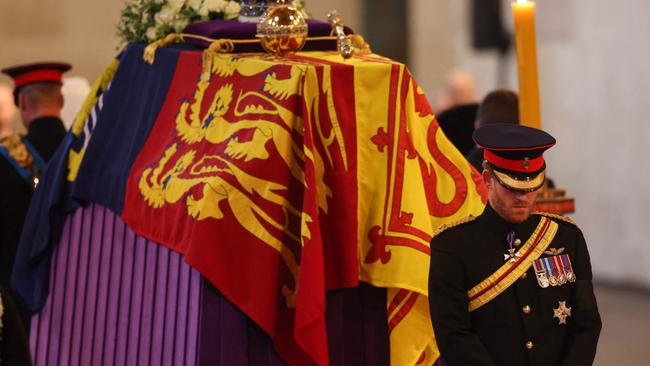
256,5 -> 308,56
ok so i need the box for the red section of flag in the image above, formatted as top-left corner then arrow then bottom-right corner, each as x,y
122,51 -> 359,365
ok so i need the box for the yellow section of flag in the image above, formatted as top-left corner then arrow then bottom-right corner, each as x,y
350,54 -> 487,364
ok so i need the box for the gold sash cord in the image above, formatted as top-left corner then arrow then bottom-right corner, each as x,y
143,33 -> 372,65
467,217 -> 558,311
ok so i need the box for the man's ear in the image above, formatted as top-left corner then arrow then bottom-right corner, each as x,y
19,93 -> 27,112
482,169 -> 493,189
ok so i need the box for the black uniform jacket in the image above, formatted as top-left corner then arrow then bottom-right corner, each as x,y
428,204 -> 601,366
0,116 -> 65,365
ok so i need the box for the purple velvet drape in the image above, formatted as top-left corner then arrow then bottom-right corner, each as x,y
182,19 -> 353,52
29,204 -> 390,366
30,204 -> 202,366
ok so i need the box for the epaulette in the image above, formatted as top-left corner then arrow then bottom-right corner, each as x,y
533,212 -> 578,227
432,215 -> 476,238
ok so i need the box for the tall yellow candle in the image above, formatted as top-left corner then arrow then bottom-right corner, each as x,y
512,0 -> 541,128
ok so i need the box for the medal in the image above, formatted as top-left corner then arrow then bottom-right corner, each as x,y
504,247 -> 522,263
552,256 -> 567,285
536,254 -> 576,287
504,231 -> 522,263
553,301 -> 572,325
534,250 -> 575,288
544,257 -> 558,286
566,272 -> 576,282
560,254 -> 577,283
533,259 -> 549,288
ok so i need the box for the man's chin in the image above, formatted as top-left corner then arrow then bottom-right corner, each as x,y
508,208 -> 531,223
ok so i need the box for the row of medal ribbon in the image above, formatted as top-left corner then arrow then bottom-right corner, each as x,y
533,254 -> 576,288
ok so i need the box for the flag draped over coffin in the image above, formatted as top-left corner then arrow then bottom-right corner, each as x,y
13,43 -> 487,366
349,53 -> 487,364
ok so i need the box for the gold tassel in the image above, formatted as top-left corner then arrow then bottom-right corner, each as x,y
143,33 -> 179,64
201,51 -> 214,82
349,34 -> 372,56
207,39 -> 236,54
201,39 -> 241,81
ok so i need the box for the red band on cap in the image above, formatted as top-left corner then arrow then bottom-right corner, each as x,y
484,149 -> 544,173
13,70 -> 63,88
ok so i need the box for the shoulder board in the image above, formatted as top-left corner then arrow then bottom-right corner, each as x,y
432,215 -> 476,238
533,212 -> 578,227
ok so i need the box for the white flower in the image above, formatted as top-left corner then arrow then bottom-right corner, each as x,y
224,1 -> 241,19
166,0 -> 187,11
146,26 -> 159,41
173,18 -> 190,32
198,6 -> 209,17
119,0 -> 267,43
155,5 -> 177,25
187,0 -> 203,10
201,0 -> 226,14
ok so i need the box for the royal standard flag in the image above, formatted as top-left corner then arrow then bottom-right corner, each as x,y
15,42 -> 487,365
122,50 -> 488,365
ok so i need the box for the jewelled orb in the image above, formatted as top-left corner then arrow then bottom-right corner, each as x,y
256,5 -> 308,56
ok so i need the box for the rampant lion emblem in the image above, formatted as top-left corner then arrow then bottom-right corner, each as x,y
136,56 -> 346,307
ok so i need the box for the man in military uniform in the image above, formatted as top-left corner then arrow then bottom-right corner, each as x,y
0,62 -> 70,365
428,124 -> 601,366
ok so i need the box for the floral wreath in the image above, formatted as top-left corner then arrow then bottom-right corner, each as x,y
117,0 -> 306,44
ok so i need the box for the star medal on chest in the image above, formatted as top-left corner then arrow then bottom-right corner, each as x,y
503,230 -> 522,263
553,301 -> 572,324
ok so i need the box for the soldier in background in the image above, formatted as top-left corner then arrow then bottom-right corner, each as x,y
465,89 -> 519,172
0,62 -> 70,366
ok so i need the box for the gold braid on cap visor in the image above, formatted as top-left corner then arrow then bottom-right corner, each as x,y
492,170 -> 545,192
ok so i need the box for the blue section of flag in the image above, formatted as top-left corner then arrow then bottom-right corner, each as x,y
12,43 -> 182,312
68,81 -> 108,157
72,45 -> 181,213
